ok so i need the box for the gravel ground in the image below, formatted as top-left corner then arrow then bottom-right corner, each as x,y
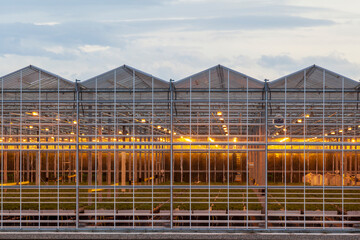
1,232 -> 360,239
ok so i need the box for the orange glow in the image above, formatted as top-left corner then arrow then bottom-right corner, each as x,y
32,112 -> 39,116
217,111 -> 222,116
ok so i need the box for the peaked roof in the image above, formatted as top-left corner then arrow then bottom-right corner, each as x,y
82,65 -> 169,89
269,65 -> 359,89
0,65 -> 74,89
174,65 -> 264,89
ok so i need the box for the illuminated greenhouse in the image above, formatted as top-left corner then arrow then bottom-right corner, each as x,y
0,64 -> 359,230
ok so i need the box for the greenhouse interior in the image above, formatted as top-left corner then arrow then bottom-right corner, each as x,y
0,64 -> 359,230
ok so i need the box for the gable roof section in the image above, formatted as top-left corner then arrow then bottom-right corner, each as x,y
269,65 -> 359,89
0,65 -> 74,89
174,65 -> 264,89
82,65 -> 169,89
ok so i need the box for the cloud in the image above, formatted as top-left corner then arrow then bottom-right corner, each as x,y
34,22 -> 60,26
79,45 -> 110,53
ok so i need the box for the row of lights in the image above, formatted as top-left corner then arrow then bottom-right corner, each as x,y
217,112 -> 229,136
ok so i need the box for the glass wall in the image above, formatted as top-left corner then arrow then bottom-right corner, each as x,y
0,64 -> 359,230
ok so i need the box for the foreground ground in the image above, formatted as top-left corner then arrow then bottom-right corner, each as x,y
1,232 -> 360,239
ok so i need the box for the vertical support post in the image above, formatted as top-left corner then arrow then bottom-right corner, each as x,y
264,79 -> 269,229
170,79 -> 174,229
75,79 -> 80,229
121,152 -> 126,192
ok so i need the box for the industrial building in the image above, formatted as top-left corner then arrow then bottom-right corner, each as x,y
0,64 -> 359,230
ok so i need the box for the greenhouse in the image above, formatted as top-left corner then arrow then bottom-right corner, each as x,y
0,64 -> 359,230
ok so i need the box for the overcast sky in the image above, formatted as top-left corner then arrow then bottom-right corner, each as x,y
0,0 -> 360,82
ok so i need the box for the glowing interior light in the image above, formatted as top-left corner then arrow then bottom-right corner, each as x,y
70,132 -> 74,135
157,126 -> 161,129
208,137 -> 214,142
225,133 -> 228,136
173,132 -> 176,135
45,128 -> 49,131
32,112 -> 39,116
29,126 -> 33,129
305,114 -> 310,118
297,119 -> 302,123
118,131 -> 122,134
325,133 -> 328,136
331,131 -> 335,135
73,121 -> 77,124
280,137 -> 289,142
217,112 -> 222,116
164,128 -> 167,131
233,137 -> 237,142
283,128 -> 287,132
276,132 -> 279,135
352,139 -> 356,143
339,129 -> 343,133
55,118 -> 60,121
219,118 -> 224,121
141,119 -> 146,123
348,127 -> 352,131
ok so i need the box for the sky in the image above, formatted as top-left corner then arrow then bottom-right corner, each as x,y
0,0 -> 360,82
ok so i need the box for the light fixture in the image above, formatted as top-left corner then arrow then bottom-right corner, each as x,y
339,129 -> 343,133
352,139 -> 356,143
276,132 -> 279,136
325,133 -> 328,136
141,119 -> 146,123
283,128 -> 287,132
217,112 -> 222,116
297,119 -> 302,123
70,132 -> 74,135
45,128 -> 49,131
118,131 -> 122,134
305,114 -> 310,118
32,112 -> 39,116
348,127 -> 352,131
220,118 -> 224,121
29,126 -> 33,129
331,131 -> 335,135
157,126 -> 161,129
233,138 -> 237,142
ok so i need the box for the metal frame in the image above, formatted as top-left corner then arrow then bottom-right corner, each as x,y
0,64 -> 359,231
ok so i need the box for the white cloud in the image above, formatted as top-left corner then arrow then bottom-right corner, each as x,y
34,22 -> 60,26
78,45 -> 110,53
